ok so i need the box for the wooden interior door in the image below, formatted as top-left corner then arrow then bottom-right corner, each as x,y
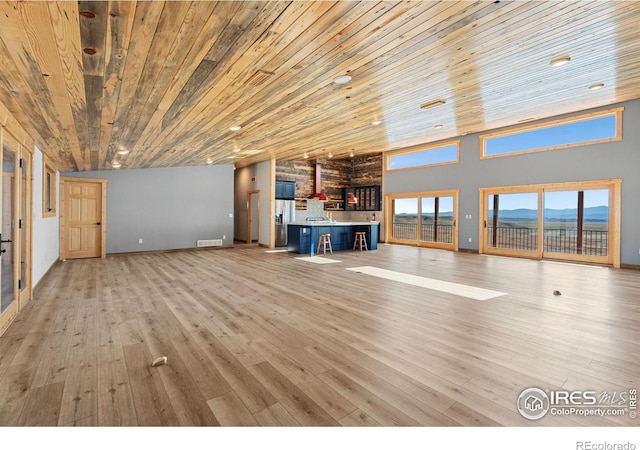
62,178 -> 107,260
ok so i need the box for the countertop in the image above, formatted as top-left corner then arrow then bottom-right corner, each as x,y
288,221 -> 379,226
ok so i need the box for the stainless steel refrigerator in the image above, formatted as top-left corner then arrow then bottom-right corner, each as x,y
275,199 -> 296,247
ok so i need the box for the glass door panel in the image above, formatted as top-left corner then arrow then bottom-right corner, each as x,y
543,191 -> 579,254
543,189 -> 609,257
582,189 -> 609,256
1,144 -> 16,314
420,196 -> 455,244
436,196 -> 454,244
420,197 -> 435,242
392,197 -> 418,241
487,192 -> 538,251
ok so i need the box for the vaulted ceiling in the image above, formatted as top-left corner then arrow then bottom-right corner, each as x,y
1,1 -> 640,172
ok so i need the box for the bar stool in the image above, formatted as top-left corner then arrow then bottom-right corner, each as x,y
318,233 -> 333,255
353,231 -> 368,251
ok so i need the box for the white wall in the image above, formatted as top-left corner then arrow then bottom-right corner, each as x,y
32,147 -> 59,288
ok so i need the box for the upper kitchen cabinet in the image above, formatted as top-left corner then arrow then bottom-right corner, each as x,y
343,186 -> 381,211
275,180 -> 296,200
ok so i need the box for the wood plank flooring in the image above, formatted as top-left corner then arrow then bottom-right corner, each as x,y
1,244 -> 639,426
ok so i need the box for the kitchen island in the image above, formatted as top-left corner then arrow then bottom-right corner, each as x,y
287,222 -> 379,254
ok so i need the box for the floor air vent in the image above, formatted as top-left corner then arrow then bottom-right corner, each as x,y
197,239 -> 222,247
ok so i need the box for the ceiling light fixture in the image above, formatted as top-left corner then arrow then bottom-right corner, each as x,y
117,149 -> 129,155
349,151 -> 355,158
550,55 -> 571,67
434,124 -> 443,129
589,82 -> 605,90
347,192 -> 358,205
230,125 -> 241,131
318,191 -> 329,202
303,153 -> 309,159
371,120 -> 382,126
233,147 -> 241,153
112,162 -> 121,169
328,152 -> 333,158
206,158 -> 213,164
333,75 -> 352,84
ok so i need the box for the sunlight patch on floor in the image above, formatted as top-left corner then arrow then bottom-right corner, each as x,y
345,266 -> 507,301
296,256 -> 342,264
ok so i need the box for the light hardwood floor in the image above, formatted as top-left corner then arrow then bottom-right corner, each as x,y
0,244 -> 638,426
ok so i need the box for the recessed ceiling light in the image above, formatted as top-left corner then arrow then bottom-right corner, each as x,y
303,153 -> 309,159
434,124 -> 443,129
230,125 -> 241,131
112,162 -> 121,169
206,158 -> 213,164
117,149 -> 129,155
550,55 -> 571,67
589,82 -> 605,90
371,120 -> 382,126
333,75 -> 352,84
233,147 -> 241,153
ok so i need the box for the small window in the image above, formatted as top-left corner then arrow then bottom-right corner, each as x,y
481,108 -> 622,158
387,141 -> 459,171
43,159 -> 56,217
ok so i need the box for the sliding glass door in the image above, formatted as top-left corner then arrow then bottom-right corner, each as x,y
480,180 -> 620,266
388,190 -> 458,250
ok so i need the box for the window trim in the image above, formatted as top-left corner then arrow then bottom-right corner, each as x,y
479,107 -> 623,159
42,157 -> 56,218
385,140 -> 460,172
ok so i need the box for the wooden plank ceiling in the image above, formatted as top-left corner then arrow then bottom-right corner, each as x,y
1,1 -> 640,172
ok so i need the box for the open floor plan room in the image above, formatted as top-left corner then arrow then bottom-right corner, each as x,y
0,245 -> 637,427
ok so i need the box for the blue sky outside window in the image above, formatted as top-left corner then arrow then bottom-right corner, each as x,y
388,143 -> 458,170
485,114 -> 617,157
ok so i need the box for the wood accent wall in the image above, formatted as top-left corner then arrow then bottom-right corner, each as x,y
275,154 -> 382,201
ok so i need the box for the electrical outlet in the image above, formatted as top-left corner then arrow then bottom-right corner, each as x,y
138,238 -> 143,244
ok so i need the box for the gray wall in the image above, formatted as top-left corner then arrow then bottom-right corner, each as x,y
63,165 -> 234,254
384,99 -> 640,266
